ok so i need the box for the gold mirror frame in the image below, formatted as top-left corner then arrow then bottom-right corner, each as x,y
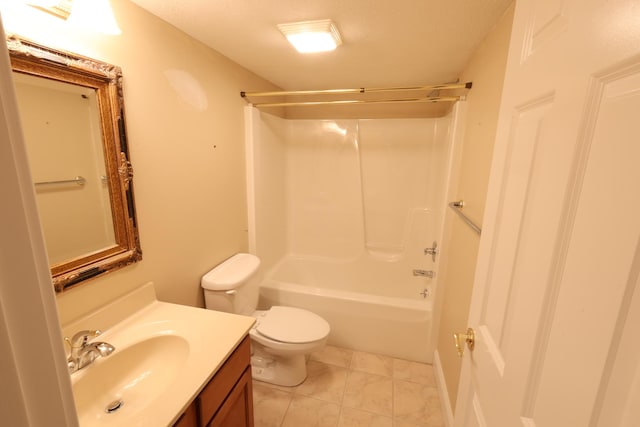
7,35 -> 142,292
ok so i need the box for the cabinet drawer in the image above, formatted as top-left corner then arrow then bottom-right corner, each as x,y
198,336 -> 251,425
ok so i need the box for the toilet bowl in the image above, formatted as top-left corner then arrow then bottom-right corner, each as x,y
201,253 -> 330,386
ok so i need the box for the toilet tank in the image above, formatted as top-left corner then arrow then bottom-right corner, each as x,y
201,253 -> 261,315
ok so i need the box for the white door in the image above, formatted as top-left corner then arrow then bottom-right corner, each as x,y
454,0 -> 640,426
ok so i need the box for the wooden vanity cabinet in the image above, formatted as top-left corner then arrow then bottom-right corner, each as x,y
174,336 -> 254,427
174,403 -> 198,427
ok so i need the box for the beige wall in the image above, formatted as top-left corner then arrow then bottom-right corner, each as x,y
436,2 -> 514,411
0,0 -> 280,325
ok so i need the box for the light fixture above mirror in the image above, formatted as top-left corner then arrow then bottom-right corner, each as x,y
24,0 -> 72,19
23,0 -> 121,35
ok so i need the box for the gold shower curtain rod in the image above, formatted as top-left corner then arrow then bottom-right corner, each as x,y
240,81 -> 472,98
248,96 -> 463,108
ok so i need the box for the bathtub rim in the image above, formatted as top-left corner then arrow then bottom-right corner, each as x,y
259,278 -> 434,312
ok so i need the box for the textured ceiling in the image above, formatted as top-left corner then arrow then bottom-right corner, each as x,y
129,0 -> 513,91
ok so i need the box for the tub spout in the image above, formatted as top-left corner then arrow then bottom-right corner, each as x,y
413,269 -> 435,278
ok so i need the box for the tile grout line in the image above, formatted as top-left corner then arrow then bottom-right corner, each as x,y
253,345 -> 443,427
279,387 -> 293,427
335,357 -> 351,426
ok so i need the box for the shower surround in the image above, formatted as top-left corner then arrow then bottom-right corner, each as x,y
245,107 -> 461,362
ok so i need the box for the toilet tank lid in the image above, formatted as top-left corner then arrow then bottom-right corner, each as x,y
201,253 -> 261,290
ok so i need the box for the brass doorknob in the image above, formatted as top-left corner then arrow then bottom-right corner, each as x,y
453,327 -> 475,357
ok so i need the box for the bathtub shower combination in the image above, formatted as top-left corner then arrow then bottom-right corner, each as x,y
245,106 -> 463,363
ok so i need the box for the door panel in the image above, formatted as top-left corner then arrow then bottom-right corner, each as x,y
481,95 -> 554,364
455,0 -> 640,426
458,391 -> 487,427
530,61 -> 640,426
523,0 -> 570,58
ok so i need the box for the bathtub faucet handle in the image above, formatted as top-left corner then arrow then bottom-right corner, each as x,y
424,241 -> 438,262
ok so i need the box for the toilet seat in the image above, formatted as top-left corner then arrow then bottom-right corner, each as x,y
253,306 -> 330,344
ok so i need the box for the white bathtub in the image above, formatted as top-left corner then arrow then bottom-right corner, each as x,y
258,255 -> 435,363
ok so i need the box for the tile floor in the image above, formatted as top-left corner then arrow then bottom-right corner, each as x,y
252,345 -> 444,427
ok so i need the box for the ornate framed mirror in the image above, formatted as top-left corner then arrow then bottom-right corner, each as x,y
7,35 -> 141,292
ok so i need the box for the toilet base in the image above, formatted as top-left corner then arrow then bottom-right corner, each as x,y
250,347 -> 307,387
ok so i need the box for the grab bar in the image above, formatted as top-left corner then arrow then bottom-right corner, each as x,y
35,176 -> 86,187
448,200 -> 482,235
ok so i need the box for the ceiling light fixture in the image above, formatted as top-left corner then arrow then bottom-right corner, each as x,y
277,19 -> 342,53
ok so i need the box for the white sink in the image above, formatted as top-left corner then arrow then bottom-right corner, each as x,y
72,335 -> 189,425
63,287 -> 255,426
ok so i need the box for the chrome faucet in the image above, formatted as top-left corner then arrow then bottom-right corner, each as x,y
413,269 -> 435,278
65,329 -> 115,373
424,241 -> 438,262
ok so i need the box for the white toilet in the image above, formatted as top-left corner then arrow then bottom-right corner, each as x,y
201,253 -> 330,386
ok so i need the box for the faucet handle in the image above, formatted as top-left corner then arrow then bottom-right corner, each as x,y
424,241 -> 438,262
65,329 -> 102,350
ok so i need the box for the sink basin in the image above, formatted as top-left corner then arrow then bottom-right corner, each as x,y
62,285 -> 255,426
72,334 -> 189,425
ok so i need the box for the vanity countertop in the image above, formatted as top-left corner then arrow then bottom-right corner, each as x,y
62,282 -> 255,426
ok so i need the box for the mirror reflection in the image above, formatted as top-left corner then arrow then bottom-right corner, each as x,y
8,35 -> 142,291
14,73 -> 116,265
